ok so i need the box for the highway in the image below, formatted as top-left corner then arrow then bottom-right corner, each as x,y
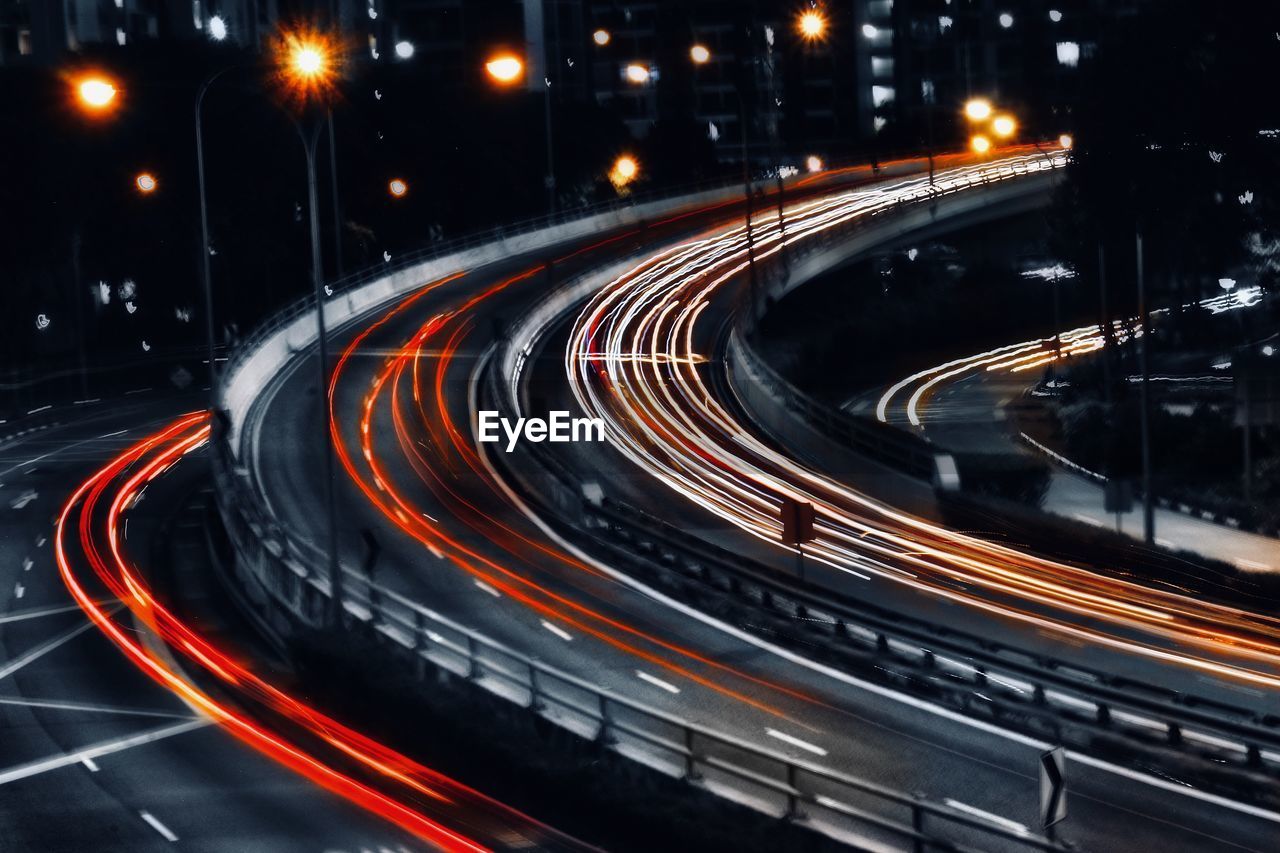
241,148 -> 1280,850
0,397 -> 424,852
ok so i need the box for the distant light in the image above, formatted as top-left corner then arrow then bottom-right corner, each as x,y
388,178 -> 408,198
35,313 -> 50,331
998,12 -> 1014,28
294,45 -> 324,76
1264,345 -> 1275,357
970,134 -> 992,154
992,114 -> 1017,138
1056,41 -> 1080,67
208,15 -> 227,41
77,77 -> 118,111
1058,133 -> 1073,149
394,40 -> 414,59
798,10 -> 827,40
1049,10 -> 1063,23
610,155 -> 639,188
485,54 -> 524,84
135,173 -> 157,193
806,154 -> 823,173
938,15 -> 953,31
593,29 -> 610,46
624,63 -> 651,84
861,24 -> 878,39
1219,278 -> 1236,291
690,44 -> 711,64
964,98 -> 992,121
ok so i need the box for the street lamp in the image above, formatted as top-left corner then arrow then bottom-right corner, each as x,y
75,75 -> 118,113
394,40 -> 415,60
624,63 -> 651,84
797,10 -> 827,41
964,97 -> 992,121
388,178 -> 408,198
992,114 -> 1017,138
135,172 -> 157,194
208,15 -> 228,42
970,134 -> 992,154
593,29 -> 611,47
806,155 -> 824,173
609,155 -> 638,189
690,44 -> 711,64
1059,133 -> 1074,149
484,54 -> 524,85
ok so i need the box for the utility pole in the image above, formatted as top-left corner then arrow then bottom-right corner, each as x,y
1135,230 -> 1155,544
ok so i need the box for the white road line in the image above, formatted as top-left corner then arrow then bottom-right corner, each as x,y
80,757 -> 99,772
944,799 -> 1028,834
0,602 -> 88,625
99,429 -> 128,439
766,729 -> 828,756
0,696 -> 197,720
473,579 -> 501,598
0,719 -> 210,786
426,543 -> 445,559
0,619 -> 99,681
635,671 -> 680,694
139,811 -> 179,842
22,558 -> 32,573
13,583 -> 25,600
541,620 -> 573,641
9,492 -> 37,510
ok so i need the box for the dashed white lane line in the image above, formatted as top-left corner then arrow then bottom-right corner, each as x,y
635,671 -> 680,694
139,811 -> 179,842
13,583 -> 24,600
22,558 -> 32,573
540,620 -> 573,642
944,799 -> 1029,835
9,492 -> 37,510
426,543 -> 445,559
473,579 -> 501,598
765,729 -> 828,756
81,757 -> 99,773
0,719 -> 210,786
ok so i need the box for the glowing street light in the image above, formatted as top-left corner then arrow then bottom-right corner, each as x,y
970,134 -> 992,155
690,44 -> 711,64
964,98 -> 992,121
208,15 -> 228,41
624,63 -> 651,84
293,44 -> 324,76
992,114 -> 1017,138
806,154 -> 824,173
610,155 -> 639,188
76,75 -> 118,112
388,178 -> 408,198
394,40 -> 415,60
798,10 -> 827,40
485,53 -> 524,85
135,172 -> 157,194
275,29 -> 337,105
1058,133 -> 1074,149
593,28 -> 611,46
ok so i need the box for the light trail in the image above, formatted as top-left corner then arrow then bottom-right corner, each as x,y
55,413 -> 592,852
562,148 -> 1280,691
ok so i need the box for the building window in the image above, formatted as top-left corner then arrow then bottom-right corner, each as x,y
1056,41 -> 1080,67
872,85 -> 895,107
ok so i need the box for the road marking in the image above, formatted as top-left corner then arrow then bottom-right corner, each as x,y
99,429 -> 128,439
0,719 -> 209,786
635,671 -> 680,694
944,799 -> 1028,834
473,579 -> 501,598
81,757 -> 99,772
765,729 -> 828,756
0,696 -> 197,720
139,811 -> 179,842
35,536 -> 46,548
0,602 -> 89,625
0,619 -> 100,681
540,620 -> 573,641
426,543 -> 445,559
26,405 -> 51,415
9,491 -> 37,510
13,583 -> 25,600
22,558 -> 32,573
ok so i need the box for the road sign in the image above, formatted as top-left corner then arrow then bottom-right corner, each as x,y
1039,747 -> 1067,830
779,497 -> 815,545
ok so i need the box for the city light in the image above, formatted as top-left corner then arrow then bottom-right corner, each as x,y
208,15 -> 228,41
135,173 -> 157,194
294,45 -> 324,76
1049,9 -> 1064,23
593,29 -> 611,46
388,178 -> 408,198
798,10 -> 827,40
690,44 -> 711,64
624,63 -> 651,84
806,155 -> 824,173
484,53 -> 524,84
992,114 -> 1017,138
1059,133 -> 1074,149
274,28 -> 338,104
610,155 -> 638,188
964,98 -> 993,121
970,134 -> 992,154
999,13 -> 1015,28
75,75 -> 118,112
862,24 -> 879,39
394,40 -> 415,60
